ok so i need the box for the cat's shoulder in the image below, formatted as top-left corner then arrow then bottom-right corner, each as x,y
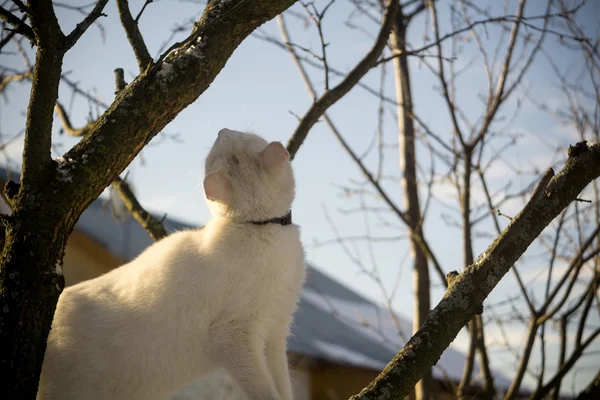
153,226 -> 205,244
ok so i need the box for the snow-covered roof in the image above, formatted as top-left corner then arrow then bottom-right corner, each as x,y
0,165 -> 510,387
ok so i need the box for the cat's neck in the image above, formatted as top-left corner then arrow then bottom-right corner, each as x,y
248,210 -> 292,226
208,211 -> 293,228
207,200 -> 293,225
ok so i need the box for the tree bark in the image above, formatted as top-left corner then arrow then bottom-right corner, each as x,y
0,32 -> 67,400
0,1 -> 297,398
390,12 -> 432,400
351,142 -> 600,399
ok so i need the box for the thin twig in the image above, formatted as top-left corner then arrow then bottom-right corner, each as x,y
285,0 -> 399,159
116,0 -> 152,71
64,0 -> 110,49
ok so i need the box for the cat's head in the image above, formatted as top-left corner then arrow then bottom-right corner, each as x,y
203,129 -> 295,222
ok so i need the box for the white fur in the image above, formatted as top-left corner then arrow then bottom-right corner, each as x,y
38,129 -> 305,400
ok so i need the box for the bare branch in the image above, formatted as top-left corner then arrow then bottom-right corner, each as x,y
19,0 -> 66,186
54,102 -> 95,137
428,0 -> 465,147
116,0 -> 152,71
477,168 -> 535,314
285,0 -> 399,159
470,0 -> 526,148
529,327 -> 600,400
0,5 -> 33,42
113,68 -> 127,93
64,0 -> 109,50
351,143 -> 600,399
135,0 -> 154,23
111,177 -> 168,242
109,67 -> 167,241
390,6 -> 436,396
0,69 -> 32,93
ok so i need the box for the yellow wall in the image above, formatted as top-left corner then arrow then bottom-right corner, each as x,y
310,362 -> 455,400
62,230 -> 121,287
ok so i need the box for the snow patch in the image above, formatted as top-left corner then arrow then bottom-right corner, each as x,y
56,156 -> 76,183
184,43 -> 205,59
301,288 -> 410,349
157,62 -> 175,81
300,285 -> 489,383
156,35 -> 205,88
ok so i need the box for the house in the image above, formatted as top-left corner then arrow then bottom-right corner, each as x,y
0,166 -> 509,399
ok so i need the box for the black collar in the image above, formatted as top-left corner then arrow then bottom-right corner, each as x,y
249,210 -> 292,226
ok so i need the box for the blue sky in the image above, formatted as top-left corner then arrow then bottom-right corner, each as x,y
1,0 -> 599,394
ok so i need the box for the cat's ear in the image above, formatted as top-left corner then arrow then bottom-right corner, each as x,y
203,171 -> 230,203
260,141 -> 289,170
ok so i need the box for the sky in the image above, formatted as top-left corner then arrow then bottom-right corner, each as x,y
1,0 -> 599,395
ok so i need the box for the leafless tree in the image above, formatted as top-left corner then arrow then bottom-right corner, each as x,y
0,1 -> 599,400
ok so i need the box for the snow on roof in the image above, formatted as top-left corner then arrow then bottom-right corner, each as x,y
0,165 -> 511,387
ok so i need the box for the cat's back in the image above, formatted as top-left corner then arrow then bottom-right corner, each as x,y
38,229 -> 206,400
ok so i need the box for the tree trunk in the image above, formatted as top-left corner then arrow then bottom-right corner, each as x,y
458,153 -> 494,399
390,13 -> 432,400
0,198 -> 71,400
0,41 -> 68,400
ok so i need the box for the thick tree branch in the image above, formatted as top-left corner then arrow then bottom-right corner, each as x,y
20,0 -> 65,186
285,0 -> 399,159
26,0 -> 63,47
350,142 -> 600,399
116,0 -> 152,71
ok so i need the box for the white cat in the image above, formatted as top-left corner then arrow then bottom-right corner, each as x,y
38,129 -> 306,400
